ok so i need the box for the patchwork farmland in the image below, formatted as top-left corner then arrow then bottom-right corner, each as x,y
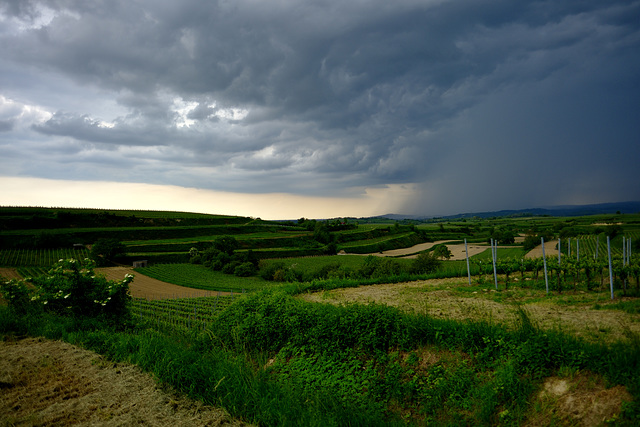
2,206 -> 640,426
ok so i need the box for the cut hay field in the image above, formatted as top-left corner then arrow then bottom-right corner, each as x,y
299,276 -> 640,344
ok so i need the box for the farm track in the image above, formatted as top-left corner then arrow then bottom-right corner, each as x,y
526,239 -> 559,259
357,240 -> 516,260
2,267 -> 231,300
96,267 -> 234,300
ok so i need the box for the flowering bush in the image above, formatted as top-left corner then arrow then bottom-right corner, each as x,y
1,258 -> 133,326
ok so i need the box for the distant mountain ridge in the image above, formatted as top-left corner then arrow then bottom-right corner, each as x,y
380,201 -> 640,221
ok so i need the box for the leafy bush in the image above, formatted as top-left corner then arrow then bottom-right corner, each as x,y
234,262 -> 257,277
0,258 -> 133,326
258,261 -> 302,282
411,252 -> 441,274
357,255 -> 403,278
433,244 -> 452,260
222,260 -> 240,274
89,238 -> 125,266
259,261 -> 285,281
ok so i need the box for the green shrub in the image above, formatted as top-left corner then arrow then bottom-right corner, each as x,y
89,238 -> 125,266
0,258 -> 133,327
357,255 -> 403,278
234,262 -> 256,277
0,279 -> 34,316
259,261 -> 285,280
411,252 -> 441,274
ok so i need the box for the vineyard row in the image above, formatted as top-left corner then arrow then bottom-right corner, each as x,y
131,295 -> 237,334
0,248 -> 89,267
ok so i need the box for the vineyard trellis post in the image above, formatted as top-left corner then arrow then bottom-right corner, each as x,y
491,238 -> 498,290
558,237 -> 561,265
623,237 -> 627,291
542,237 -> 549,295
465,239 -> 471,286
607,236 -> 614,300
577,239 -> 580,262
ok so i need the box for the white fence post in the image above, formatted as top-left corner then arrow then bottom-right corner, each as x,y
491,238 -> 498,290
465,239 -> 471,286
542,237 -> 549,295
608,236 -> 614,300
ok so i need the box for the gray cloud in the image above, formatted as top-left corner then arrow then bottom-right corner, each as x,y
1,0 -> 639,215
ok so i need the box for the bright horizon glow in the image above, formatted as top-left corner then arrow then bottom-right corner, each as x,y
0,176 -> 418,220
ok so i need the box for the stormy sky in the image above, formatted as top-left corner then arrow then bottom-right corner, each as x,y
1,0 -> 639,219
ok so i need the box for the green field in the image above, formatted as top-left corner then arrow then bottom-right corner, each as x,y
134,263 -> 274,292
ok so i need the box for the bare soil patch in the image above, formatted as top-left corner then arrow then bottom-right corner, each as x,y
0,337 -> 249,426
438,243 -> 490,261
525,374 -> 632,426
0,268 -> 21,281
356,240 -> 454,257
526,239 -> 559,259
354,241 -> 504,260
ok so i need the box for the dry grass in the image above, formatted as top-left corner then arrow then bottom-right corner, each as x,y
299,277 -> 640,343
525,373 -> 632,426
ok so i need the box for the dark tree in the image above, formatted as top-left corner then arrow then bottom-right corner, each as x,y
90,238 -> 125,266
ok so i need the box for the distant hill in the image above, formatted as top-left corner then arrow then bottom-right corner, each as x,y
380,201 -> 640,221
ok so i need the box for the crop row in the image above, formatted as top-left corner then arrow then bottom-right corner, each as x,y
557,233 -> 637,259
131,295 -> 237,333
0,248 -> 89,267
134,263 -> 266,292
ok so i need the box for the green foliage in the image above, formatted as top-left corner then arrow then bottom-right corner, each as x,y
523,229 -> 555,251
358,256 -> 402,278
432,244 -> 452,260
212,235 -> 240,255
90,238 -> 125,266
234,262 -> 257,277
212,291 -> 403,354
0,279 -> 33,316
1,258 -> 133,326
411,252 -> 441,274
489,227 -> 516,245
190,237 -> 261,278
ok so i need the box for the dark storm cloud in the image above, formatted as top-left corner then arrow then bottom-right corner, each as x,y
1,0 -> 639,214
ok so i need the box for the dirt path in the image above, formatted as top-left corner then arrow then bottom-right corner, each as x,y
526,239 -> 559,259
97,267 -> 229,300
436,243 -> 491,261
348,240 -> 454,257
0,337 -> 249,426
352,240 -> 503,261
